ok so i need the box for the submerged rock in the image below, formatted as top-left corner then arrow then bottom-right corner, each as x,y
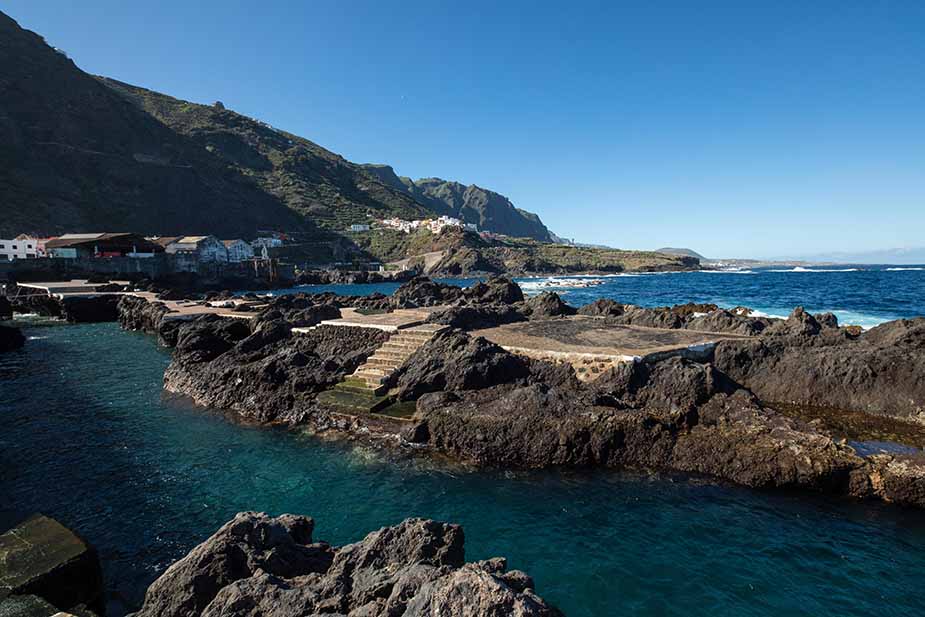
135,512 -> 561,617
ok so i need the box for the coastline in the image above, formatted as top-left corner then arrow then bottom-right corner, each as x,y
114,276 -> 925,510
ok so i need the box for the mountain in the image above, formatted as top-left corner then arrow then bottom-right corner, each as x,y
656,247 -> 707,260
361,165 -> 553,241
0,11 -> 552,243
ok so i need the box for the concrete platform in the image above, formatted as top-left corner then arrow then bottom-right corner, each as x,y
472,316 -> 751,380
131,292 -> 255,321
14,280 -> 130,299
311,306 -> 448,332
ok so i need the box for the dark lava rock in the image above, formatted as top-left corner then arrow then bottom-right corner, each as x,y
391,277 -> 462,308
60,295 -> 121,323
461,277 -> 524,305
9,291 -> 61,318
135,512 -> 560,617
0,515 -> 104,615
389,330 -> 531,400
0,324 -> 25,353
610,305 -> 685,329
577,298 -> 624,317
117,296 -> 181,346
426,303 -> 526,330
523,292 -> 576,318
686,309 -> 772,336
715,316 -> 925,423
164,320 -> 388,424
670,302 -> 719,317
0,296 -> 12,320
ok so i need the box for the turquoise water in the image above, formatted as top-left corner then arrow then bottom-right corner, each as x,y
265,264 -> 925,329
3,319 -> 925,616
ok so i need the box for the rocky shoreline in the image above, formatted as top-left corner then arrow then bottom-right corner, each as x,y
0,512 -> 558,617
115,277 -> 925,509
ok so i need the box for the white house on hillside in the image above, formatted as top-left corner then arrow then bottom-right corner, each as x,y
159,235 -> 228,262
0,236 -> 41,260
223,239 -> 255,262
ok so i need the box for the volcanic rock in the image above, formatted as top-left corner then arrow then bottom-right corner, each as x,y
714,316 -> 925,423
134,512 -> 560,617
523,292 -> 576,318
461,277 -> 525,305
389,330 -> 531,400
576,298 -> 624,317
390,277 -> 462,308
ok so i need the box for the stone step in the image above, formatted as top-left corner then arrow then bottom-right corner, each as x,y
365,357 -> 403,368
371,350 -> 411,361
379,342 -> 421,352
353,370 -> 387,383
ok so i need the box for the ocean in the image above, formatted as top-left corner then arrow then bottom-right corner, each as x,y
2,265 -> 924,615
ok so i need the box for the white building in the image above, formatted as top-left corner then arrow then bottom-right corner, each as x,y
223,239 -> 255,262
0,236 -> 41,260
252,237 -> 283,250
379,216 -> 469,235
160,235 -> 229,262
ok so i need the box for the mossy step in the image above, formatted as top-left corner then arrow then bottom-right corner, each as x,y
317,388 -> 393,412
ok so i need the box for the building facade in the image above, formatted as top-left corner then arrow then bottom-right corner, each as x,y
0,237 -> 40,260
44,233 -> 163,259
160,236 -> 228,262
223,239 -> 255,262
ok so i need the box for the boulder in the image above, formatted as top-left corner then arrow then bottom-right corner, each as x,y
0,515 -> 104,614
391,277 -> 462,308
523,292 -> 576,318
461,277 -> 524,305
389,330 -> 531,400
426,304 -> 526,330
135,513 -> 560,617
577,299 -> 624,317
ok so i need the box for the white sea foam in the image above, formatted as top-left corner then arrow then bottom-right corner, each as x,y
742,306 -> 890,330
886,267 -> 924,271
767,267 -> 860,273
698,269 -> 755,274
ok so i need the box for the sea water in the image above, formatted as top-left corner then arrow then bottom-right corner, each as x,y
3,265 -> 925,615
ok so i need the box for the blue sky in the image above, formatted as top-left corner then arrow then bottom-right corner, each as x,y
6,1 -> 924,258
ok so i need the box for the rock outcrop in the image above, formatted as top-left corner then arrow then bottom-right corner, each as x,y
401,342 -> 925,508
715,310 -> 925,423
0,324 -> 25,352
164,317 -> 388,424
134,512 -> 561,617
0,296 -> 12,320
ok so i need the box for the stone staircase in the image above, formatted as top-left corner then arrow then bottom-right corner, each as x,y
349,324 -> 446,393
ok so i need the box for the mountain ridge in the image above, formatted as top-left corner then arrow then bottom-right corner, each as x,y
0,10 -> 553,243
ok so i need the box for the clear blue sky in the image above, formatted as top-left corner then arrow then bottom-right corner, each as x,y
6,0 -> 924,258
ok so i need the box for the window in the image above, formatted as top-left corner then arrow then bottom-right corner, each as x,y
11,245 -> 16,250
27,244 -> 33,248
